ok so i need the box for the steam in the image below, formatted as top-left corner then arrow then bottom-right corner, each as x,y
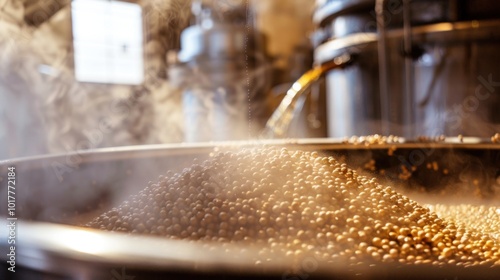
0,0 -> 193,160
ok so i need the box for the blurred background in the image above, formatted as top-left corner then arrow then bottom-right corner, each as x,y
0,0 -> 316,160
1,0 -> 499,160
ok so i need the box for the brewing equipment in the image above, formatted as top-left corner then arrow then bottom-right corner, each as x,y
168,0 -> 270,142
268,0 -> 500,139
1,139 -> 500,279
1,1 -> 500,280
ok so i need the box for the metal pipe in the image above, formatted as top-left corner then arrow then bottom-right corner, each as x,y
263,54 -> 353,138
375,0 -> 391,135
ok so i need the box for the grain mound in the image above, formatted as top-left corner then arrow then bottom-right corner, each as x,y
88,147 -> 500,267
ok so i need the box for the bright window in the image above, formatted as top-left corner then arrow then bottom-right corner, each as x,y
71,0 -> 144,85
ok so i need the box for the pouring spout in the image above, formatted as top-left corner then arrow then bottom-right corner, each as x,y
262,53 -> 353,138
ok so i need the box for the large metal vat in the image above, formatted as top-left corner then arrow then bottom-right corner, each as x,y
1,140 -> 499,279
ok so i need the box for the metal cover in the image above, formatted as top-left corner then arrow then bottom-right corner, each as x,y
178,25 -> 248,63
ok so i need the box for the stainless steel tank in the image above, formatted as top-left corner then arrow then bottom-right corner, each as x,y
314,0 -> 500,138
168,0 -> 271,143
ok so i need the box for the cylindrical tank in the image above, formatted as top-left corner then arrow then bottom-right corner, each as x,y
169,0 -> 270,142
314,0 -> 500,138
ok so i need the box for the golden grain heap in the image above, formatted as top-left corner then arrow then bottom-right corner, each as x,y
87,147 -> 500,267
430,204 -> 500,244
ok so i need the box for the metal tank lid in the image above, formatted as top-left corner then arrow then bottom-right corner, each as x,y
178,0 -> 260,64
178,24 -> 249,63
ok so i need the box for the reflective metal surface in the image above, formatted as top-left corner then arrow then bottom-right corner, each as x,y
311,0 -> 500,139
0,140 -> 499,279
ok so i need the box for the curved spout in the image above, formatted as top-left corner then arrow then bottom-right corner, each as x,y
263,53 -> 353,138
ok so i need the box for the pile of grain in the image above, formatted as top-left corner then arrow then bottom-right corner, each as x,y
87,147 -> 500,267
430,204 -> 500,243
